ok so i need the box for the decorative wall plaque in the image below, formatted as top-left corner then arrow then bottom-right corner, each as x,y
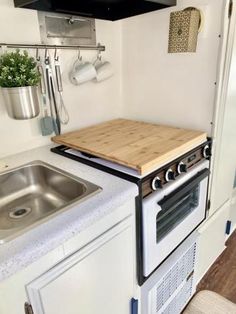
168,7 -> 201,53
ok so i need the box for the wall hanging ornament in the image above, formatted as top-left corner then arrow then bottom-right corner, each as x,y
168,7 -> 203,53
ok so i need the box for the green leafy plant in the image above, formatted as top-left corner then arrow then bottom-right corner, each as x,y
0,49 -> 41,88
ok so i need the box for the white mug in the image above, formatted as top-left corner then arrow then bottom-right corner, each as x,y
70,59 -> 97,85
94,59 -> 114,82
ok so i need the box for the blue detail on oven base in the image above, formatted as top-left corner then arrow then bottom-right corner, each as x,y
131,298 -> 138,314
225,220 -> 232,235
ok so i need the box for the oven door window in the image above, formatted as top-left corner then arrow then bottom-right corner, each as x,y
156,168 -> 209,243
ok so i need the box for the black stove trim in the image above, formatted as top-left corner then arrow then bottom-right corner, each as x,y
141,138 -> 212,184
51,138 -> 212,286
51,145 -> 140,184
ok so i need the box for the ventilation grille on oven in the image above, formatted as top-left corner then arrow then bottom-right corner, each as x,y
162,275 -> 193,314
155,242 -> 196,313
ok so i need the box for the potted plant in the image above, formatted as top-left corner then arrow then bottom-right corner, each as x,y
0,49 -> 41,120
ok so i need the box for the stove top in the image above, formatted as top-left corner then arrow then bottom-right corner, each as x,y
52,119 -> 207,175
64,138 -> 208,179
52,139 -> 211,195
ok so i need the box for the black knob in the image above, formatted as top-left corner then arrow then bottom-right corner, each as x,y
152,176 -> 162,190
177,162 -> 187,174
203,145 -> 211,158
165,169 -> 175,182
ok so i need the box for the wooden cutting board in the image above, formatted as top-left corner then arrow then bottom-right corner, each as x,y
52,119 -> 207,175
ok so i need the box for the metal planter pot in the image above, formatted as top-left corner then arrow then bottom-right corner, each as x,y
1,86 -> 40,120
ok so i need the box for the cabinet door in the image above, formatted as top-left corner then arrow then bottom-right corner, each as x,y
0,247 -> 64,314
194,201 -> 230,284
210,2 -> 236,214
26,217 -> 135,314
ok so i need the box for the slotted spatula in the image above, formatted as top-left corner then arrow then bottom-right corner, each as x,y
37,60 -> 54,136
45,55 -> 60,135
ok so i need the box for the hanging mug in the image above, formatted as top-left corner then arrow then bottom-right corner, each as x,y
93,53 -> 114,82
70,52 -> 96,85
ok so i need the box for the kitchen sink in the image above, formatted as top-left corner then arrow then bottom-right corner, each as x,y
0,161 -> 101,243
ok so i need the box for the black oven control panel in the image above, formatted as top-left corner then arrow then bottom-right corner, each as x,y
142,140 -> 211,197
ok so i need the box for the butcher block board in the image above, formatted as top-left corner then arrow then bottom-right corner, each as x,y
52,119 -> 207,175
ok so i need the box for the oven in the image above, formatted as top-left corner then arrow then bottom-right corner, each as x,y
142,159 -> 209,277
51,140 -> 211,285
51,139 -> 211,314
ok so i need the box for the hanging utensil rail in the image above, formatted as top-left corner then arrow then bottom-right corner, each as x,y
0,43 -> 105,51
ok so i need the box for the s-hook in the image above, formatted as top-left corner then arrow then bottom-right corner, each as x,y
97,48 -> 102,61
77,48 -> 82,61
36,47 -> 40,61
54,48 -> 59,62
54,49 -> 70,125
44,47 -> 49,64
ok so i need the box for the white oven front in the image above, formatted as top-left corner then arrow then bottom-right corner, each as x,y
142,160 -> 209,277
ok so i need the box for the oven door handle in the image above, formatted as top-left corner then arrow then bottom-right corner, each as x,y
158,168 -> 210,211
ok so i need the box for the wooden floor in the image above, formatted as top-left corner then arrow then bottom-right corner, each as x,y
197,230 -> 236,303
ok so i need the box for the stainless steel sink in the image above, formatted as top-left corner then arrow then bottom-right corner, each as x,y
0,161 -> 101,243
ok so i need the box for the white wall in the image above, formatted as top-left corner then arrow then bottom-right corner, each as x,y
121,0 -> 225,134
0,0 -> 122,158
0,0 -> 227,158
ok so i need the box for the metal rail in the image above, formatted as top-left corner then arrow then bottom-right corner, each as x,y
0,43 -> 105,51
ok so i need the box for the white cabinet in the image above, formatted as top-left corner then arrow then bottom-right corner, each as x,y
210,0 -> 236,215
26,217 -> 135,314
195,201 -> 230,284
0,247 -> 64,314
0,199 -> 136,314
194,0 -> 236,286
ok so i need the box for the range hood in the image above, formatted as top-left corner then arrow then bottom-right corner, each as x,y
14,0 -> 176,21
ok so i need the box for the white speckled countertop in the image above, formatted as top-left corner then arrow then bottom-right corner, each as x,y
0,145 -> 138,282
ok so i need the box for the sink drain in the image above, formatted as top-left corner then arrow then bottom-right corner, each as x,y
9,207 -> 32,219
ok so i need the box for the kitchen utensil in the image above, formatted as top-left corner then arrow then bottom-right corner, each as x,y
40,92 -> 54,136
45,53 -> 60,135
37,55 -> 54,136
54,51 -> 69,125
70,51 -> 96,85
50,75 -> 61,135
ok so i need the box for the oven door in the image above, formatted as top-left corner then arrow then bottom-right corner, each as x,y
142,160 -> 209,277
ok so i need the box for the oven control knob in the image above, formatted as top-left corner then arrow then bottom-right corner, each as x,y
151,176 -> 162,190
165,169 -> 175,182
177,162 -> 187,174
203,145 -> 211,158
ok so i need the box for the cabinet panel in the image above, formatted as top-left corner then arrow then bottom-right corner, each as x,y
27,218 -> 135,314
194,201 -> 230,284
210,2 -> 236,214
63,199 -> 135,257
0,246 -> 64,314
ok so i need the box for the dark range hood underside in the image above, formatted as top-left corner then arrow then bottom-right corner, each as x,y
14,0 -> 176,21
